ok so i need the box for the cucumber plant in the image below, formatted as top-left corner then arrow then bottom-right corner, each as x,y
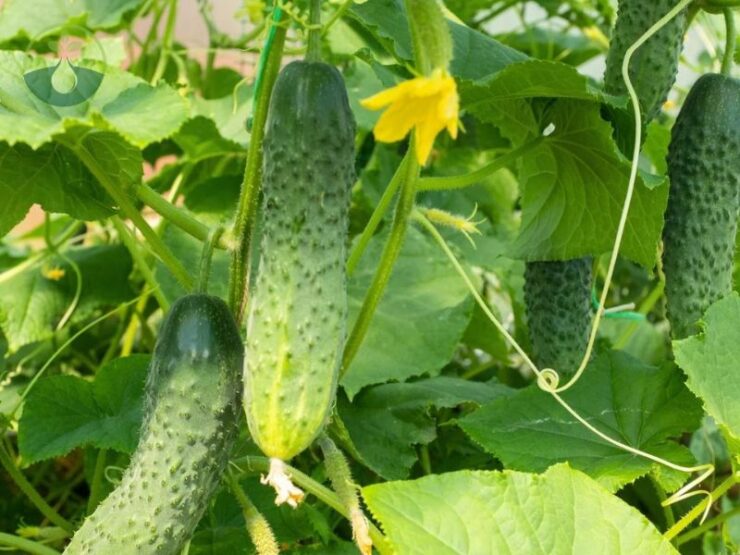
0,1 -> 737,554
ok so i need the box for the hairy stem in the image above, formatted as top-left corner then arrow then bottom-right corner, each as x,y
0,533 -> 61,555
228,8 -> 288,321
416,137 -> 543,191
307,0 -> 322,61
347,152 -> 409,276
341,148 -> 420,375
722,8 -> 736,76
664,473 -> 739,540
136,185 -> 231,250
87,448 -> 108,514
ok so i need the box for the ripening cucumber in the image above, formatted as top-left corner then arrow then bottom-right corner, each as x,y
662,74 -> 740,339
603,0 -> 689,152
243,60 -> 355,501
65,294 -> 243,555
523,259 -> 593,372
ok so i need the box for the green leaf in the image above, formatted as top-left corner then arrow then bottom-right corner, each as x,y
18,355 -> 149,465
495,28 -> 604,67
0,141 -> 116,236
674,293 -> 740,449
0,0 -> 145,43
362,464 -> 678,555
0,51 -> 188,149
349,0 -> 526,81
459,350 -> 702,492
337,377 -> 510,479
0,245 -> 134,352
341,227 -> 473,398
469,98 -> 667,267
461,59 -> 619,106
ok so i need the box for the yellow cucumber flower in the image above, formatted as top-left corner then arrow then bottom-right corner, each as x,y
361,69 -> 460,165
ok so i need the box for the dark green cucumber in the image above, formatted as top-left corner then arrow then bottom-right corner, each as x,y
603,0 -> 689,153
523,259 -> 593,372
662,74 -> 740,339
244,60 -> 355,462
65,294 -> 243,555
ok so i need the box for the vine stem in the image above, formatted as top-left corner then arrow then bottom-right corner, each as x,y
722,8 -> 736,76
57,136 -> 192,291
307,0 -> 322,61
197,226 -> 224,293
665,472 -> 740,540
0,444 -> 73,533
0,533 -> 60,555
416,137 -> 544,191
347,152 -> 409,276
555,0 -> 695,394
228,7 -> 288,322
150,0 -> 178,84
87,448 -> 108,514
675,504 -> 740,545
232,456 -> 392,555
136,185 -> 231,250
111,217 -> 170,310
341,146 -> 420,375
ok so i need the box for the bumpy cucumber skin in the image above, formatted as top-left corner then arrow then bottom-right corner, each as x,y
662,74 -> 740,339
244,61 -> 355,461
524,259 -> 593,373
65,294 -> 243,555
604,0 -> 688,122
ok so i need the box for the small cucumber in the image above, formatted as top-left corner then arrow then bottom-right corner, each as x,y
65,294 -> 243,555
524,259 -> 593,373
243,60 -> 355,503
662,74 -> 740,339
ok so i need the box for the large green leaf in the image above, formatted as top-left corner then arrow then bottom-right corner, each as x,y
0,51 -> 188,149
17,355 -> 149,465
337,377 -> 510,479
0,244 -> 134,352
349,0 -> 526,82
459,351 -> 702,492
674,293 -> 740,451
363,464 -> 678,555
468,97 -> 667,267
0,141 -> 113,236
341,227 -> 473,398
0,0 -> 145,43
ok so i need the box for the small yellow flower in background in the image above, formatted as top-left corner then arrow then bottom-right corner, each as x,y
43,266 -> 65,281
361,69 -> 460,165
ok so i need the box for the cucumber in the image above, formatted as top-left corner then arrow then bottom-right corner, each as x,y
523,259 -> 593,373
243,60 -> 355,503
603,0 -> 689,152
65,294 -> 243,555
662,74 -> 740,339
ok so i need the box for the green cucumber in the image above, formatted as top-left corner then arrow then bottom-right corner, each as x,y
603,0 -> 689,152
523,259 -> 593,373
662,74 -> 740,339
243,60 -> 355,503
65,294 -> 243,555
